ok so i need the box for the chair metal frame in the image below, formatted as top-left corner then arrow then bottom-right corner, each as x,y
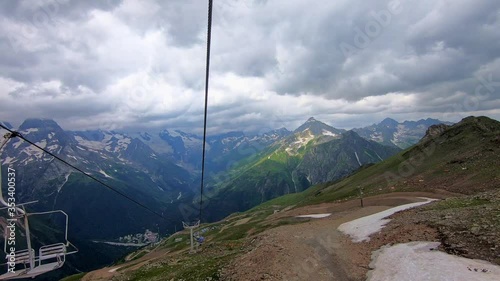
0,133 -> 78,280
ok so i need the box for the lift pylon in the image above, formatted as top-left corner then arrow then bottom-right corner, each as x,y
182,221 -> 200,254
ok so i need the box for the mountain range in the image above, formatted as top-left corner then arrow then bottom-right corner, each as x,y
353,117 -> 453,148
297,116 -> 500,204
201,118 -> 401,221
1,119 -> 194,239
0,116 -> 450,274
66,115 -> 500,280
0,117 -> 449,222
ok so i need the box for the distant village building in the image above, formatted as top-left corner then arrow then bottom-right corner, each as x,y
117,229 -> 159,245
144,229 -> 159,243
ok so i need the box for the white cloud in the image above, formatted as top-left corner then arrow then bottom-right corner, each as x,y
0,0 -> 499,133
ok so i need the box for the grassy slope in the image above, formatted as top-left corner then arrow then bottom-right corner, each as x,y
271,116 -> 500,207
204,131 -> 401,221
65,116 -> 500,280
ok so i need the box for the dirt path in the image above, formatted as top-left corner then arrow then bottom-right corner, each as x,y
80,192 -> 449,281
221,192 -> 448,281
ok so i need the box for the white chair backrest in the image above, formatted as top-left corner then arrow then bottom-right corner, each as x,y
8,249 -> 34,265
39,243 -> 66,261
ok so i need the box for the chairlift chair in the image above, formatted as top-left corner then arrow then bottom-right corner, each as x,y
0,133 -> 78,280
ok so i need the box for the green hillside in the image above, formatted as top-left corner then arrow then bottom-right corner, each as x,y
203,129 -> 400,221
64,116 -> 500,281
259,116 -> 500,208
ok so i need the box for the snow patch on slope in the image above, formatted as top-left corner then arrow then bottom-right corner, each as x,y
354,151 -> 362,166
321,129 -> 337,137
22,140 -> 47,159
368,242 -> 500,281
74,136 -> 107,150
338,198 -> 437,242
46,144 -> 60,152
57,172 -> 71,192
391,125 -> 409,146
3,157 -> 16,165
369,132 -> 383,142
102,133 -> 113,143
286,131 -> 315,155
21,128 -> 39,134
116,137 -> 131,151
13,139 -> 23,149
99,169 -> 113,178
296,213 -> 331,219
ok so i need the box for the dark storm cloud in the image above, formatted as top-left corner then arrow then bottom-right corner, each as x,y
0,0 -> 120,21
0,0 -> 499,132
263,0 -> 500,106
157,0 -> 207,46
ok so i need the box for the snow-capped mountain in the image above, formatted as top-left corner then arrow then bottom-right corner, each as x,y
294,117 -> 344,136
0,118 -> 294,237
353,118 -> 452,148
129,127 -> 292,174
0,116 -> 448,238
276,117 -> 346,155
0,119 -> 194,240
204,128 -> 292,173
202,118 -> 400,222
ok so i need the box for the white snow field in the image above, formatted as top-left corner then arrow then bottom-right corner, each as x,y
367,241 -> 500,281
295,213 -> 331,219
338,198 -> 437,242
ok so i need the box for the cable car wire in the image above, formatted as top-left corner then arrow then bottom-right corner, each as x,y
0,1 -> 214,224
199,0 -> 213,222
0,124 -> 167,220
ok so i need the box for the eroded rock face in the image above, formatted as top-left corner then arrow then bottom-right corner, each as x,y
421,123 -> 451,142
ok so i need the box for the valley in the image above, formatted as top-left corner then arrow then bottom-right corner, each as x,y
3,114 -> 500,280
61,116 -> 500,280
2,1 -> 499,280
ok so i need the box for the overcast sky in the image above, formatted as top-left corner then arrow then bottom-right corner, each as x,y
1,0 -> 499,134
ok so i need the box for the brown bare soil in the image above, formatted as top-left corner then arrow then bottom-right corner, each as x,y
80,190 -> 499,281
220,192 -> 448,281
